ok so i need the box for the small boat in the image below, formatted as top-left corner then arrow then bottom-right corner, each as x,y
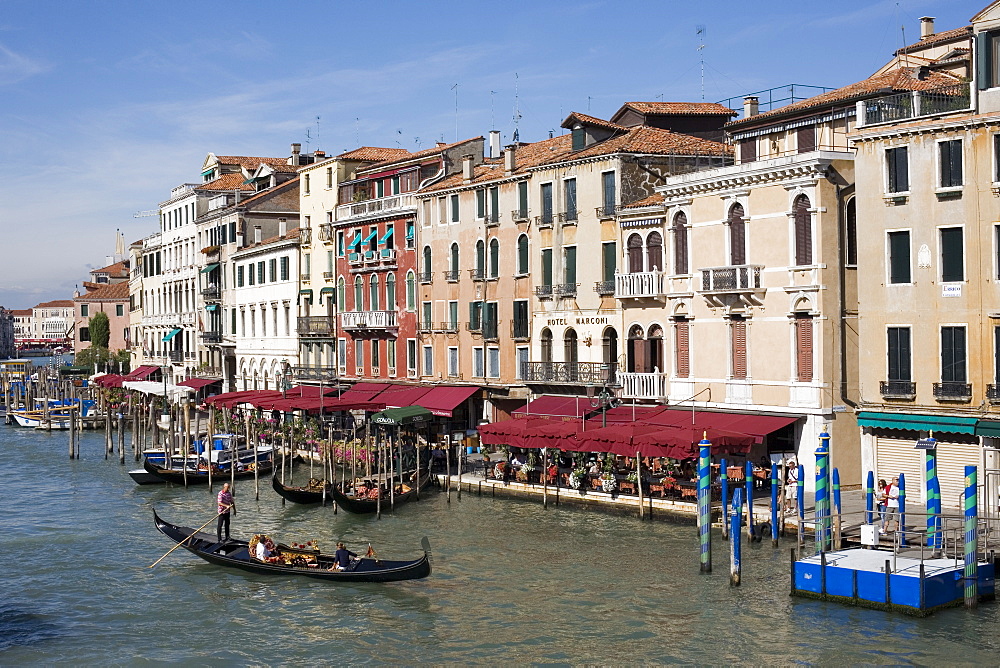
9,398 -> 97,429
142,457 -> 274,485
271,473 -> 335,505
152,510 -> 431,582
327,470 -> 434,514
128,468 -> 163,485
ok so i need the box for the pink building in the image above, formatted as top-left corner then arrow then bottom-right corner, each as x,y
73,282 -> 130,354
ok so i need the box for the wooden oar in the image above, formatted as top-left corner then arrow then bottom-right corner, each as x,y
149,510 -> 226,568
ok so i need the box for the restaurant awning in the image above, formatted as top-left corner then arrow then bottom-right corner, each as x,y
372,384 -> 433,409
177,377 -> 221,390
512,395 -> 591,419
200,263 -> 220,273
339,382 -> 392,401
645,409 -> 797,444
162,328 -> 182,342
416,385 -> 479,417
585,405 -> 668,425
858,411 -> 977,435
125,365 -> 160,380
371,405 -> 433,426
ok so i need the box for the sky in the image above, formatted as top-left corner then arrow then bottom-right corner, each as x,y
0,0 -> 982,309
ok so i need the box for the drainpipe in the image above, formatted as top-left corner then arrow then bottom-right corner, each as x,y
836,182 -> 858,411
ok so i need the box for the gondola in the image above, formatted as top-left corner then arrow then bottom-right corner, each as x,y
152,510 -> 431,582
271,473 -> 334,505
142,457 -> 274,485
327,470 -> 434,514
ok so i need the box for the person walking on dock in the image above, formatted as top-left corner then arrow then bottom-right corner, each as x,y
217,482 -> 236,542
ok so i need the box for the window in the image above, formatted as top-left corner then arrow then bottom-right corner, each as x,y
845,199 -> 857,267
517,181 -> 528,218
385,274 -> 396,309
371,339 -> 380,371
888,231 -> 911,284
541,248 -> 553,287
564,329 -> 579,366
81,304 -> 89,317
80,327 -> 90,342
248,264 -> 255,286
513,300 -> 528,339
728,204 -> 746,265
436,197 -> 446,225
116,304 -> 124,317
337,231 -> 345,257
451,194 -> 460,223
540,183 -> 553,224
487,347 -> 500,378
369,274 -> 380,310
473,347 -> 485,377
338,338 -> 347,372
489,187 -> 499,223
406,271 -> 416,310
469,301 -> 483,330
939,139 -> 963,189
448,301 -> 458,330
489,238 -> 499,278
564,178 -> 577,221
354,276 -> 364,311
376,180 -> 384,198
994,134 -> 1000,182
257,261 -> 264,284
564,246 -> 577,285
304,173 -> 310,194
337,277 -> 346,310
448,347 -> 459,377
886,146 -> 909,194
326,251 -> 333,275
422,246 -> 432,277
941,326 -> 967,383
672,213 -> 689,275
269,258 -> 277,282
674,318 -> 690,378
646,232 -> 663,271
977,30 -> 1000,90
793,195 -> 812,266
627,233 -> 643,273
326,167 -> 333,189
475,239 -> 485,276
941,227 -> 964,283
602,242 -> 616,283
280,256 -> 289,281
387,339 -> 396,372
794,314 -> 813,382
797,126 -> 815,153
740,139 -> 756,163
601,171 -> 616,216
476,190 -> 486,219
422,345 -> 433,376
887,327 -> 911,382
572,125 -> 584,151
483,302 -> 498,339
355,340 -> 364,373
730,317 -> 747,380
450,243 -> 459,276
516,346 -> 528,379
422,302 -> 432,329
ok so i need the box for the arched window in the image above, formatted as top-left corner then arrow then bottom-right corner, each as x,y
540,328 -> 553,363
517,234 -> 529,275
385,273 -> 396,309
564,329 -> 578,380
450,242 -> 459,276
337,276 -> 346,312
369,274 -> 380,311
793,194 -> 812,266
672,212 -> 688,275
476,239 -> 486,276
422,246 -> 432,278
405,271 -> 416,310
626,324 -> 644,373
602,327 -> 619,377
354,275 -> 364,312
627,233 -> 644,273
489,238 -> 500,278
845,197 -> 857,266
728,203 -> 746,265
648,324 -> 664,373
646,232 -> 663,272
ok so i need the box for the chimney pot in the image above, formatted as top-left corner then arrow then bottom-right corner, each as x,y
290,143 -> 302,166
504,144 -> 517,174
314,150 -> 326,159
920,16 -> 935,39
254,226 -> 262,244
489,130 -> 501,159
743,96 -> 759,118
279,218 -> 287,236
462,154 -> 474,182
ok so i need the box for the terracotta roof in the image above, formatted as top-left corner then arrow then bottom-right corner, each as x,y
237,228 -> 301,251
620,193 -> 665,209
10,309 -> 31,316
562,111 -> 628,132
92,261 -> 128,277
231,176 -> 299,208
617,101 -> 737,116
727,68 -> 963,128
336,146 -> 412,162
196,173 -> 255,192
360,137 -> 484,172
215,156 -> 287,169
34,300 -> 74,308
896,26 -> 972,55
75,282 -> 129,301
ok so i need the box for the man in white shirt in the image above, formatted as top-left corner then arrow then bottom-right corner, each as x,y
881,476 -> 900,534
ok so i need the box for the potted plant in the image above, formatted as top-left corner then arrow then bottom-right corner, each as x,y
569,466 -> 587,490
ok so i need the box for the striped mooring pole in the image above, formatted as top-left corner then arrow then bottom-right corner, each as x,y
720,457 -> 729,541
697,435 -> 712,573
832,468 -> 842,549
730,487 -> 743,586
796,464 -> 805,551
924,434 -> 942,552
770,462 -> 779,547
815,430 -> 831,553
865,470 -> 875,526
964,465 -> 979,608
745,460 -> 755,540
898,473 -> 908,547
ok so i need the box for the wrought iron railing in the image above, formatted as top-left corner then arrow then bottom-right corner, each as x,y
700,265 -> 763,292
511,208 -> 530,222
595,280 -> 615,296
292,366 -> 339,382
168,350 -> 184,362
200,332 -> 222,344
521,361 -> 617,385
201,285 -> 220,300
553,283 -> 579,297
862,82 -> 971,126
469,268 -> 486,281
297,316 -> 335,336
535,285 -> 553,298
988,384 -> 1000,403
536,213 -> 554,228
595,205 -> 615,219
933,382 -> 971,400
418,271 -> 433,284
880,380 -> 916,398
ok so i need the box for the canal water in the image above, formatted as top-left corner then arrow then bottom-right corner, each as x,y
3,427 -> 1000,665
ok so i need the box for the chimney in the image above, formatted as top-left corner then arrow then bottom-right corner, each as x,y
279,218 -> 287,237
489,130 -> 501,159
314,150 -> 326,160
462,154 -> 474,182
743,96 -> 759,118
290,143 -> 301,166
920,16 -> 935,39
236,232 -> 244,247
504,144 -> 516,175
254,226 -> 262,244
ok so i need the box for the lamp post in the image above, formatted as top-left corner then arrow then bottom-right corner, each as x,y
587,384 -> 617,428
281,358 -> 291,398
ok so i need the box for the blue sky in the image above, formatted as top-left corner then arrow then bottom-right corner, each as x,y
0,0 -> 980,309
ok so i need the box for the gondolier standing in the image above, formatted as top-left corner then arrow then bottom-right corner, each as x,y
217,482 -> 236,542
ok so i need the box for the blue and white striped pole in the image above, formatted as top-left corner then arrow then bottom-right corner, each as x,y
745,460 -> 755,540
964,465 -> 979,608
796,464 -> 805,550
832,468 -> 842,550
924,434 -> 941,553
898,473 -> 907,547
697,435 -> 712,573
865,470 -> 875,526
815,430 -> 831,553
770,462 -> 779,547
720,457 -> 729,541
730,487 -> 743,586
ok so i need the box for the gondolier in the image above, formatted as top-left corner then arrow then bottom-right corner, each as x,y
217,482 -> 236,542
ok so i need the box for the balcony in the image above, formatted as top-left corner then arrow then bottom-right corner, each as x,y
201,332 -> 222,344
699,264 -> 764,307
860,82 -> 971,128
418,271 -> 433,284
168,350 -> 184,363
297,316 -> 335,337
615,271 -> 666,300
511,208 -> 530,223
521,361 -> 617,386
880,380 -> 916,400
988,384 -> 1000,404
553,283 -> 578,298
933,382 -> 971,401
469,268 -> 486,282
348,252 -> 364,266
618,371 -> 668,400
380,249 -> 397,265
323,271 -> 334,280
200,366 -> 223,378
299,228 -> 311,246
292,365 -> 339,383
317,225 -> 331,243
335,194 -> 416,221
535,213 -> 554,228
300,273 -> 311,282
340,310 -> 397,330
417,320 -> 432,333
486,212 -> 500,227
535,285 -> 553,299
441,321 -> 459,332
594,280 -> 615,296
558,211 -> 578,226
201,285 -> 220,300
443,270 -> 460,282
595,205 -> 615,220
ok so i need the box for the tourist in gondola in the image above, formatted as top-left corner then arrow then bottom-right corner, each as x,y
331,542 -> 358,571
217,482 -> 235,542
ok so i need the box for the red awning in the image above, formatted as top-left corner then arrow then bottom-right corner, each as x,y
177,377 -> 221,390
479,417 -> 551,448
416,385 -> 479,417
512,395 -> 590,419
260,396 -> 385,414
645,409 -> 798,444
125,365 -> 159,380
523,420 -> 583,450
285,385 -> 339,398
94,374 -> 125,388
338,382 -> 392,401
373,384 -> 433,409
584,405 -> 668,426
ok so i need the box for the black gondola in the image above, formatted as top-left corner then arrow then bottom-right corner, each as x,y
142,457 -> 274,485
327,470 -> 434,514
271,473 -> 334,505
152,510 -> 431,582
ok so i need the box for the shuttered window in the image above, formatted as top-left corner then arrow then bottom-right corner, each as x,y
476,240 -> 485,273
646,232 -> 663,271
886,146 -> 909,193
740,139 -> 756,163
673,213 -> 688,275
450,243 -> 459,273
795,315 -> 813,382
540,183 -> 553,223
793,195 -> 812,266
627,233 -> 644,273
517,235 -> 529,275
489,187 -> 499,222
731,318 -> 747,380
887,327 -> 912,382
940,226 -> 964,282
729,204 -> 746,265
564,246 -> 577,284
513,301 -> 528,339
845,198 -> 857,266
489,238 -> 500,278
674,320 -> 690,378
476,189 -> 486,219
564,178 -> 577,221
541,248 -> 552,286
602,172 -> 616,215
888,231 -> 911,283
995,326 -> 1000,385
602,242 -> 616,282
797,126 -> 816,153
450,194 -> 460,222
517,181 -> 528,218
939,139 -> 963,188
469,301 -> 482,330
941,326 -> 967,383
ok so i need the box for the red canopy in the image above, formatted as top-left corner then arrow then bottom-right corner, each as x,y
512,395 -> 590,419
259,396 -> 385,414
94,374 -> 125,388
584,405 -> 668,426
574,423 -> 687,458
339,382 -> 392,401
645,408 -> 797,444
177,377 -> 221,390
373,384 -> 433,408
417,385 -> 479,417
479,417 -> 550,448
207,390 -> 282,409
124,365 -> 159,380
523,420 -> 583,450
284,385 -> 339,398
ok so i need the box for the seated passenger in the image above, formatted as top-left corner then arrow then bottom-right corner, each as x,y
329,542 -> 358,571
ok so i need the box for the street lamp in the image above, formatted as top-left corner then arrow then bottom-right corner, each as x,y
281,358 -> 291,398
587,383 -> 618,428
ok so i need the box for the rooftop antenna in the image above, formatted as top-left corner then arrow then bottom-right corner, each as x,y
305,127 -> 312,150
451,83 -> 459,142
588,95 -> 592,113
395,129 -> 403,149
355,117 -> 360,147
898,3 -> 909,69
512,72 -> 522,143
315,116 -> 321,147
490,90 -> 498,129
696,25 -> 706,101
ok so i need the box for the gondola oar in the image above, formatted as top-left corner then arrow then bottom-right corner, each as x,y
149,509 -> 226,568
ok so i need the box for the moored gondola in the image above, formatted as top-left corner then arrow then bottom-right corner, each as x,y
142,457 -> 274,485
328,470 -> 434,514
151,510 -> 431,582
271,473 -> 335,505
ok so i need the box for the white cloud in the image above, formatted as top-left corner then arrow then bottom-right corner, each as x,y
0,42 -> 48,85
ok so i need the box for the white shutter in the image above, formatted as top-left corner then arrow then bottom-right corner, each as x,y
936,440 -> 981,512
875,437 -> 926,503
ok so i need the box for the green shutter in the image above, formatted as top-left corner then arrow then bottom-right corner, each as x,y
518,181 -> 528,217
476,190 -> 486,219
518,236 -> 529,274
978,32 -> 992,90
541,249 -> 552,285
564,246 -> 577,284
602,242 -> 616,282
941,227 -> 964,282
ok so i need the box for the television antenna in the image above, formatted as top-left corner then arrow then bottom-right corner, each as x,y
697,25 -> 706,101
512,72 -> 522,143
133,210 -> 158,218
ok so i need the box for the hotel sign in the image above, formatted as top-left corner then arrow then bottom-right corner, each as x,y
546,316 -> 610,326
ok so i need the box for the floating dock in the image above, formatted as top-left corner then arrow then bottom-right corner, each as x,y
792,547 -> 995,616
